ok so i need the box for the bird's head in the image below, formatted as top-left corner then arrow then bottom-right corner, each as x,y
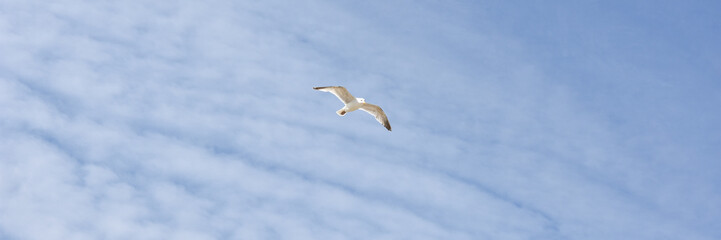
357,98 -> 365,103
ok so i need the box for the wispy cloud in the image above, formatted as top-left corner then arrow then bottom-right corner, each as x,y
1,0 -> 719,239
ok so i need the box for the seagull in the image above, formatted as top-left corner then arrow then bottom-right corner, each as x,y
314,86 -> 391,131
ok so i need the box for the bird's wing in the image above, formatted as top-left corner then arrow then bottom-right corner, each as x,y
360,103 -> 392,131
313,86 -> 355,104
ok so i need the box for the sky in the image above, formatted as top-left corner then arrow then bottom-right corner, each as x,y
1,0 -> 720,239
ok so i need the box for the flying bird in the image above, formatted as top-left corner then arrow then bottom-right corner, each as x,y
314,86 -> 391,131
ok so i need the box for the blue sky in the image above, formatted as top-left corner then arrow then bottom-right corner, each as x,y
1,0 -> 719,239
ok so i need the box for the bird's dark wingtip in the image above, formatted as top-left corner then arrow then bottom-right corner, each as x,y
314,86 -> 343,90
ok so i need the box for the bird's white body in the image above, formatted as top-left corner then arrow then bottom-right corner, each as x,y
337,98 -> 365,116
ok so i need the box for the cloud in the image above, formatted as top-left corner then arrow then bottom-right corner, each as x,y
1,0 -> 719,239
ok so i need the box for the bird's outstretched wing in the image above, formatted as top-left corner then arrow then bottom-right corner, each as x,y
360,103 -> 392,131
313,86 -> 355,104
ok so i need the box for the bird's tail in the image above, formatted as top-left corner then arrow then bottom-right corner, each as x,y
336,109 -> 347,116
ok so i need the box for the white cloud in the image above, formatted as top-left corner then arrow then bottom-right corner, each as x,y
1,0 -> 719,239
